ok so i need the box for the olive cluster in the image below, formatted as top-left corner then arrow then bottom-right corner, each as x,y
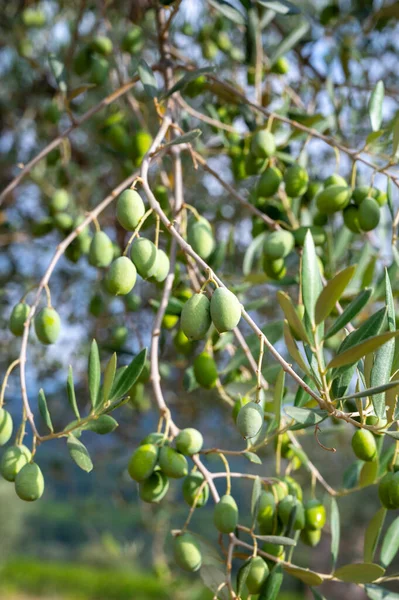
180,287 -> 241,341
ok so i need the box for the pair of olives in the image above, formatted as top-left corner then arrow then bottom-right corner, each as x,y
180,287 -> 241,341
0,440 -> 44,502
10,302 -> 61,345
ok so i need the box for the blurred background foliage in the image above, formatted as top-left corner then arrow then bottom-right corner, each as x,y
1,0 -> 399,598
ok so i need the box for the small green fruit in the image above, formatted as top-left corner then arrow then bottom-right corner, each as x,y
257,167 -> 282,198
89,231 -> 114,268
352,185 -> 373,205
125,293 -> 141,312
278,495 -> 305,530
210,287 -> 241,333
246,557 -> 270,594
316,185 -> 351,214
251,131 -> 276,159
304,499 -> 326,530
262,542 -> 285,560
22,8 -> 46,27
106,257 -> 137,296
351,429 -> 377,462
9,303 -> 30,336
187,218 -> 215,260
90,36 -> 113,56
284,165 -> 309,197
293,226 -> 326,247
130,238 -> 158,278
182,472 -> 209,507
214,494 -> 239,533
379,472 -> 399,509
180,293 -> 211,341
15,462 -> 44,501
263,257 -> 286,280
0,445 -> 31,482
73,46 -> 92,75
140,432 -> 165,446
121,27 -> 144,54
153,249 -> 170,283
300,528 -> 321,547
270,479 -> 289,501
34,307 -> 61,345
50,189 -> 69,213
304,181 -> 323,204
236,402 -> 263,439
324,173 -> 347,187
271,56 -> 289,74
365,415 -> 387,434
358,197 -> 380,231
116,189 -> 145,231
263,230 -> 295,259
173,533 -> 202,572
0,409 -> 13,446
111,325 -> 128,349
89,55 -> 109,85
159,446 -> 188,478
129,131 -> 152,164
173,328 -> 193,355
139,470 -> 169,503
373,189 -> 387,206
175,428 -> 203,456
343,205 -> 361,233
193,352 -> 218,389
53,212 -> 74,233
128,444 -> 158,481
283,475 -> 303,501
232,396 -> 251,423
257,491 -> 276,525
313,211 -> 328,226
89,293 -> 106,317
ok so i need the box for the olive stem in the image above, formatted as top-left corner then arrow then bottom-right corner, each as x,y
256,335 -> 264,404
0,358 -> 20,407
44,283 -> 52,308
218,453 -> 231,496
122,208 -> 153,256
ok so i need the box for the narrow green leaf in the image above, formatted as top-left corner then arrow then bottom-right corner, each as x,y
163,67 -> 215,99
311,590 -> 327,600
283,321 -> 310,375
381,516 -> 399,567
258,564 -> 283,600
102,353 -> 117,405
334,563 -> 385,584
294,375 -> 317,407
256,535 -> 296,546
301,231 -> 322,328
48,53 -> 67,93
38,388 -> 53,433
359,460 -> 379,487
273,368 -> 285,430
284,566 -> 323,586
243,451 -> 262,464
278,291 -> 308,342
236,558 -> 253,597
138,60 -> 158,99
84,415 -> 118,435
251,476 -> 262,524
207,0 -> 246,25
365,584 -> 399,600
324,288 -> 373,340
385,430 -> 399,440
163,129 -> 201,148
88,340 -> 101,410
67,366 -> 80,419
369,81 -> 385,132
109,348 -> 147,401
387,179 -> 395,220
315,265 -> 356,325
364,507 -> 387,563
67,435 -> 93,472
392,116 -> 399,157
243,232 -> 266,276
337,380 -> 399,401
257,0 -> 300,14
67,83 -> 96,101
285,406 -> 327,427
330,497 -> 340,568
269,20 -> 310,64
327,331 -> 399,370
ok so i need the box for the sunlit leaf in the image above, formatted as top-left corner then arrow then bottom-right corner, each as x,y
88,339 -> 101,410
364,507 -> 386,563
67,365 -> 80,420
369,81 -> 385,132
381,516 -> 399,568
67,435 -> 93,472
38,388 -> 53,433
334,563 -> 385,584
138,60 -> 158,99
315,265 -> 356,325
327,331 -> 399,370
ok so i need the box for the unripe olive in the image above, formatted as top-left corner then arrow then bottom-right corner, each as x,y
304,181 -> 323,204
9,303 -> 30,336
0,445 -> 31,481
251,131 -> 276,159
173,533 -> 202,572
263,257 -> 287,280
313,211 -> 328,226
89,232 -> 114,268
236,402 -> 264,439
262,542 -> 285,560
50,189 -> 69,213
106,257 -> 137,296
231,155 -> 247,180
121,27 -> 144,54
187,218 -> 215,260
139,470 -> 169,503
256,166 -> 282,198
89,293 -> 106,317
245,556 -> 269,593
116,189 -> 145,231
283,475 -> 303,501
343,205 -> 361,233
373,189 -> 388,207
324,173 -> 347,188
293,226 -> 326,247
111,325 -> 128,349
180,293 -> 211,341
15,462 -> 44,501
284,165 -> 309,198
358,197 -> 380,231
89,55 -> 109,85
182,472 -> 209,507
278,495 -> 305,530
125,292 -> 141,312
365,415 -> 387,434
22,8 -> 46,27
0,409 -> 13,446
202,39 -> 218,60
34,307 -> 61,345
352,185 -> 373,205
232,396 -> 251,423
379,472 -> 399,509
257,491 -> 276,525
270,479 -> 289,501
90,36 -> 113,56
152,249 -> 170,283
128,444 -> 158,481
173,328 -> 193,355
210,287 -> 241,333
263,230 -> 295,259
130,238 -> 158,278
140,432 -> 166,446
159,446 -> 188,479
316,185 -> 351,214
32,218 -> 54,237
214,494 -> 239,533
193,352 -> 218,389
271,56 -> 289,74
304,499 -> 326,530
53,212 -> 74,233
351,429 -> 377,462
176,428 -> 203,456
300,528 -> 321,547
275,432 -> 293,459
129,131 -> 152,164
73,46 -> 92,75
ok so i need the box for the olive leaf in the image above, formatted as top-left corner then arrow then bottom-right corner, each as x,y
83,415 -> 118,435
301,231 -> 322,330
283,321 -> 310,375
277,291 -> 308,342
364,507 -> 386,563
294,375 -> 317,407
334,563 -> 385,584
257,0 -> 301,14
269,20 -> 310,65
315,265 -> 356,325
359,460 -> 379,487
243,451 -> 262,464
273,368 -> 285,430
109,348 -> 147,401
88,339 -> 101,410
285,406 -> 327,428
67,434 -> 93,472
162,129 -> 202,148
67,365 -> 80,420
256,535 -> 296,546
369,80 -> 384,132
337,380 -> 399,402
330,497 -> 340,568
243,232 -> 266,276
138,59 -> 158,99
380,515 -> 399,568
284,566 -> 323,586
365,584 -> 399,600
48,53 -> 67,94
207,0 -> 246,25
38,388 -> 54,433
236,558 -> 253,597
327,330 -> 399,370
251,476 -> 262,527
258,564 -> 283,600
102,353 -> 117,406
162,66 -> 215,99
